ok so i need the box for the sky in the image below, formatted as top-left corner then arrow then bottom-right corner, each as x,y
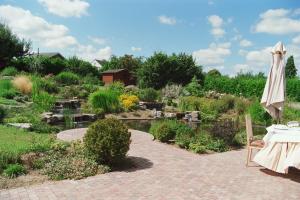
0,0 -> 300,75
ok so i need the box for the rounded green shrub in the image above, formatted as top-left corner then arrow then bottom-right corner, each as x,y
175,126 -> 195,149
150,120 -> 185,143
1,67 -> 18,76
138,88 -> 158,102
3,164 -> 26,178
84,118 -> 131,165
55,72 -> 80,85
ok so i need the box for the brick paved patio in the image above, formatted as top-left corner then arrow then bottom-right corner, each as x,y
1,129 -> 300,200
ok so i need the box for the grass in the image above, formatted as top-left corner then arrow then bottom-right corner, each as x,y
0,125 -> 53,171
0,98 -> 19,106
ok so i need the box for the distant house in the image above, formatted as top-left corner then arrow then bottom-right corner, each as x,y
91,59 -> 107,69
32,52 -> 65,60
102,69 -> 133,86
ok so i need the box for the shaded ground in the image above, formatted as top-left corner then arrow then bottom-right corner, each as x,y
1,129 -> 300,200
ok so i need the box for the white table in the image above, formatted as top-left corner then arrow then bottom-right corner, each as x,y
253,125 -> 300,173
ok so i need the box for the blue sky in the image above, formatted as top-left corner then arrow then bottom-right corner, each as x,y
0,0 -> 300,75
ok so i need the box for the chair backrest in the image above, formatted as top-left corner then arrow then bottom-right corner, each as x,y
245,114 -> 253,146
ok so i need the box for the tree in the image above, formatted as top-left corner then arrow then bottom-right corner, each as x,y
66,56 -> 100,77
0,23 -> 30,67
101,55 -> 143,79
285,56 -> 297,78
138,52 -> 204,89
207,69 -> 221,77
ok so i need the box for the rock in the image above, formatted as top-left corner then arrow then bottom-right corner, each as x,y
7,123 -> 32,130
139,101 -> 164,111
164,112 -> 176,118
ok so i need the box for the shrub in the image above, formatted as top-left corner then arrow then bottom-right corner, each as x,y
234,98 -> 248,114
248,100 -> 272,125
66,56 -> 100,77
175,125 -> 195,149
0,106 -> 6,122
119,94 -> 139,111
138,88 -> 158,102
84,118 -> 131,165
108,81 -> 125,95
182,76 -> 204,97
0,79 -> 18,98
150,120 -> 185,142
1,67 -> 18,76
162,84 -> 182,102
32,90 -> 56,112
88,89 -> 120,113
232,130 -> 247,147
3,164 -> 26,178
29,56 -> 66,75
42,141 -> 109,180
55,72 -> 80,85
35,77 -> 58,94
12,75 -> 32,94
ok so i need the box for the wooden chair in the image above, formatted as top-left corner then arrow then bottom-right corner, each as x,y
245,114 -> 264,166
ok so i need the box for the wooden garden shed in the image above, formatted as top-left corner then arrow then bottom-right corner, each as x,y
101,69 -> 133,86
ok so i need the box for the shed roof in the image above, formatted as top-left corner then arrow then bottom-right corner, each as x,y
102,69 -> 127,74
32,52 -> 65,59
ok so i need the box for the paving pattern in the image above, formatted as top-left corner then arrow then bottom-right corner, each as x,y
1,129 -> 300,200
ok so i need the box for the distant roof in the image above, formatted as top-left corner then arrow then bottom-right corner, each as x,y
31,52 -> 65,59
102,69 -> 127,74
94,59 -> 107,65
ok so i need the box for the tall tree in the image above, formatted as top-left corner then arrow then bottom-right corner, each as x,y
137,52 -> 204,89
285,55 -> 297,78
0,23 -> 30,67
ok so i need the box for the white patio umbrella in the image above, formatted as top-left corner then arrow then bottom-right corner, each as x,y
261,41 -> 286,121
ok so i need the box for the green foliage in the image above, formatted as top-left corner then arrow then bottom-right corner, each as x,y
108,81 -> 125,95
248,100 -> 272,125
83,74 -> 103,85
84,118 -> 131,165
0,23 -> 30,66
0,125 -> 52,172
234,98 -> 248,114
32,90 -> 56,112
0,106 -> 5,122
88,89 -> 120,113
282,106 -> 300,123
287,78 -> 300,101
138,52 -> 204,89
29,56 -> 66,75
210,119 -> 238,144
138,88 -> 159,102
1,66 -> 18,76
42,141 -> 109,180
150,120 -> 186,142
189,132 -> 228,153
0,79 -> 18,99
232,130 -> 247,147
55,72 -> 80,85
207,69 -> 221,77
285,56 -> 297,78
31,75 -> 58,94
3,164 -> 26,178
66,56 -> 100,77
175,125 -> 195,149
182,76 -> 204,97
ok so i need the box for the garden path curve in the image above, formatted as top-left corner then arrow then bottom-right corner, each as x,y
1,129 -> 300,200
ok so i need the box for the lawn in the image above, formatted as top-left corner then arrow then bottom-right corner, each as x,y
0,125 -> 53,171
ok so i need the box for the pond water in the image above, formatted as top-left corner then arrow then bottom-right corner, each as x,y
57,119 -> 267,137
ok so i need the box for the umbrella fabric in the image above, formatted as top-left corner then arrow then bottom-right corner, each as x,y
261,42 -> 286,120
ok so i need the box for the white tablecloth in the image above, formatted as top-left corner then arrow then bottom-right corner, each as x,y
253,125 -> 300,173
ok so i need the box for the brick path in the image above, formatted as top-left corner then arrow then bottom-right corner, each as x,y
1,129 -> 300,200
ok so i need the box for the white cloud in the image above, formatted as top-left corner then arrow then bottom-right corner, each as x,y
287,44 -> 300,72
239,39 -> 253,47
234,64 -> 251,73
245,46 -> 273,68
238,49 -> 248,56
232,34 -> 242,41
292,35 -> 300,44
131,47 -> 142,52
208,15 -> 223,27
75,45 -> 112,61
88,36 -> 107,45
38,0 -> 89,18
0,5 -> 77,49
192,42 -> 231,70
207,15 -> 225,38
158,15 -> 176,25
254,8 -> 300,34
